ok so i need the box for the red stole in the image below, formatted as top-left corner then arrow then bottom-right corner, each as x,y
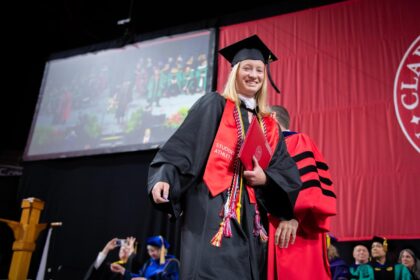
203,99 -> 279,203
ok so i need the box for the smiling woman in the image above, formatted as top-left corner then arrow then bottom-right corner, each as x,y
236,60 -> 265,97
399,249 -> 420,280
147,34 -> 302,280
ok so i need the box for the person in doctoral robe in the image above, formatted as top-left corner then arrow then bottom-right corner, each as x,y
399,249 -> 420,280
370,236 -> 412,280
267,105 -> 337,280
147,35 -> 302,280
349,243 -> 375,280
327,234 -> 350,280
111,236 -> 180,280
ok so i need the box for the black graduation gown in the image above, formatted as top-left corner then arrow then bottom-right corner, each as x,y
147,92 -> 301,280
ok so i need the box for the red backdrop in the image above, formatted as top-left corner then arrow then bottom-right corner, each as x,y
217,0 -> 420,241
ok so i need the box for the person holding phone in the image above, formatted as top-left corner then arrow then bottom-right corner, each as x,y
84,236 -> 137,280
111,236 -> 180,280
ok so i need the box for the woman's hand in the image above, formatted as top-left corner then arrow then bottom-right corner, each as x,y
243,157 -> 267,186
125,236 -> 136,256
102,238 -> 118,254
110,263 -> 126,275
151,182 -> 170,203
275,219 -> 299,248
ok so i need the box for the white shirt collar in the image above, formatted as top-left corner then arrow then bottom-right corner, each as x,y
238,94 -> 256,110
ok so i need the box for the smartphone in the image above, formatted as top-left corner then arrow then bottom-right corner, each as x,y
115,239 -> 126,247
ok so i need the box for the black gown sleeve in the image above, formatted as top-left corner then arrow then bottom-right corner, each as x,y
83,257 -> 107,280
256,132 -> 302,220
147,92 -> 225,218
83,262 -> 97,280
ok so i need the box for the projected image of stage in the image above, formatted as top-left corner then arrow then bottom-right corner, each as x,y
24,30 -> 215,161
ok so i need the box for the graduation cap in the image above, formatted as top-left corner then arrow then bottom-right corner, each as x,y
219,34 -> 281,93
146,235 -> 170,265
353,242 -> 370,250
372,236 -> 388,252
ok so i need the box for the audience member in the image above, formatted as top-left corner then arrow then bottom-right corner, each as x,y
349,244 -> 374,280
327,234 -> 350,280
84,237 -> 137,280
370,236 -> 412,280
111,235 -> 179,280
399,249 -> 420,280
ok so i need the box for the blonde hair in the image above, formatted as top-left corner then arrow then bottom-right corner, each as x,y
221,62 -> 270,116
328,244 -> 340,261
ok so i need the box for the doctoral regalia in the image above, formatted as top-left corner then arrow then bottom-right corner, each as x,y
125,255 -> 180,280
350,263 -> 375,280
371,261 -> 413,280
267,131 -> 337,280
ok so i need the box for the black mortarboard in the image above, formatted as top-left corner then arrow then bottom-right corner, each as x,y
219,35 -> 277,66
372,236 -> 388,252
219,35 -> 281,93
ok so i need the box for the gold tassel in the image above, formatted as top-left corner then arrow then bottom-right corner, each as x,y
236,175 -> 243,224
210,221 -> 225,247
326,234 -> 331,248
383,238 -> 388,252
159,236 -> 165,265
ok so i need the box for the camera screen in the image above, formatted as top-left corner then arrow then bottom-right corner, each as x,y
116,239 -> 126,247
